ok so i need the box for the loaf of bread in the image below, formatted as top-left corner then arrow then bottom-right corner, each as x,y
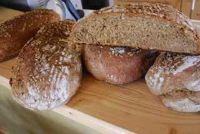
0,9 -> 60,62
10,20 -> 82,110
72,2 -> 200,54
84,44 -> 158,84
145,52 -> 200,112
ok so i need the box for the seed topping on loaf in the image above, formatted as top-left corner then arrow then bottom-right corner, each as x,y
36,20 -> 74,37
0,9 -> 59,38
11,21 -> 82,110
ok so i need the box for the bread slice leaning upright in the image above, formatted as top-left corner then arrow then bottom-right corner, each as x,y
72,2 -> 200,54
10,21 -> 82,110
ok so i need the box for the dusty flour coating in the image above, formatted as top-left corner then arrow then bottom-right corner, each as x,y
172,56 -> 200,75
145,67 -> 164,95
110,47 -> 126,55
184,73 -> 200,92
13,60 -> 80,110
146,52 -> 200,112
107,74 -> 120,84
146,53 -> 200,93
11,21 -> 83,110
163,98 -> 200,112
109,47 -> 141,56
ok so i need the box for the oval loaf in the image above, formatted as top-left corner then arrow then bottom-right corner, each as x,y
10,21 -> 82,110
0,9 -> 60,62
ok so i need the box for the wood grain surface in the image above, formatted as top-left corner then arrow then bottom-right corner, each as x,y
1,6 -> 200,134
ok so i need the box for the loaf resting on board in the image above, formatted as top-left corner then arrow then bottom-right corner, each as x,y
10,21 -> 82,110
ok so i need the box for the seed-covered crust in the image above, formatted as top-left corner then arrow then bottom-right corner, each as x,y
10,21 -> 82,110
0,9 -> 60,62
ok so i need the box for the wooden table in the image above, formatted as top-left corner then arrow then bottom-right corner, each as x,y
1,7 -> 200,134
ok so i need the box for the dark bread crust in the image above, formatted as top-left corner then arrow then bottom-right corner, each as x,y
0,9 -> 60,62
10,21 -> 82,110
72,2 -> 200,54
84,44 -> 157,84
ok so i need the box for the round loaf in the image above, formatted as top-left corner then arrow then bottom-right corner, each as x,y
10,21 -> 82,110
0,9 -> 60,62
145,52 -> 200,112
84,44 -> 157,84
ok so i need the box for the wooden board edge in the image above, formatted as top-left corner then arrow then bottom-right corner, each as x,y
0,76 -> 11,89
0,76 -> 135,134
53,107 -> 135,134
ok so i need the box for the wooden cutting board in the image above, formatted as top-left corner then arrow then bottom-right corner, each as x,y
1,7 -> 200,134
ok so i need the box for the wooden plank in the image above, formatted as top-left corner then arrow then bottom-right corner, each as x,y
1,6 -> 200,134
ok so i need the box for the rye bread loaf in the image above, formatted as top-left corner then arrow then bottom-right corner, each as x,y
0,9 -> 60,62
72,2 -> 200,54
145,52 -> 200,112
10,20 -> 82,110
84,44 -> 158,84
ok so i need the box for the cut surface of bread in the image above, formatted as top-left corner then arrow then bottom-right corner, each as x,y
72,2 -> 200,54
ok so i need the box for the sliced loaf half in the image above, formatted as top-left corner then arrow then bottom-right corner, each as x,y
72,2 -> 200,54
